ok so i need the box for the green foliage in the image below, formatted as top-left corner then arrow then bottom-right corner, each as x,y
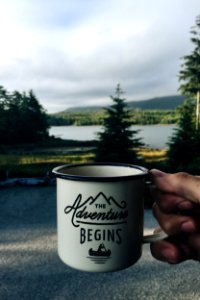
48,109 -> 178,126
48,110 -> 105,126
0,86 -> 49,145
179,15 -> 200,96
167,99 -> 200,172
129,109 -> 178,125
167,15 -> 200,173
94,84 -> 144,163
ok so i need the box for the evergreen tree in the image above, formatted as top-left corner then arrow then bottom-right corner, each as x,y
6,91 -> 22,143
179,15 -> 200,129
95,84 -> 143,163
20,90 -> 49,142
167,99 -> 198,171
167,15 -> 200,173
0,86 -> 9,144
0,86 -> 49,145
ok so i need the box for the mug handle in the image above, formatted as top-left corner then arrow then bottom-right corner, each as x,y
143,178 -> 168,244
142,230 -> 168,244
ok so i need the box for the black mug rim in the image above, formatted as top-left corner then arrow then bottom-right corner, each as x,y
52,163 -> 148,182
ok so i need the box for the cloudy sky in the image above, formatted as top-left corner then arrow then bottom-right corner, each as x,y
0,0 -> 199,113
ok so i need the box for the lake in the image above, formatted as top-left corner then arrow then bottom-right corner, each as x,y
49,124 -> 176,148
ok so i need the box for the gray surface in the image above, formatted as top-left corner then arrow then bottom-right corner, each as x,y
1,186 -> 200,300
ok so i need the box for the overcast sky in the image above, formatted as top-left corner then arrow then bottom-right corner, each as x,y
0,0 -> 199,113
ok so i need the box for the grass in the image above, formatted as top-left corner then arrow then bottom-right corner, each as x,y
137,148 -> 167,163
0,144 -> 168,179
0,153 -> 94,165
0,138 -> 97,178
0,156 -> 95,179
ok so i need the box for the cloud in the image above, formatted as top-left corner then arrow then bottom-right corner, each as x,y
0,0 -> 199,112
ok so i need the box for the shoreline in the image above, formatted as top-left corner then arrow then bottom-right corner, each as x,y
0,132 -> 168,181
0,147 -> 167,187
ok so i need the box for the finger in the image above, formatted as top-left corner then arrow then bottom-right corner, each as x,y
151,189 -> 194,213
150,170 -> 200,204
151,241 -> 194,263
150,240 -> 187,264
153,203 -> 197,235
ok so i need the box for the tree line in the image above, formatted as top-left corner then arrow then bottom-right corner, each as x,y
48,109 -> 178,126
0,84 -> 177,147
0,86 -> 49,145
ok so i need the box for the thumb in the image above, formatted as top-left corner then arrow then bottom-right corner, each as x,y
150,169 -> 200,204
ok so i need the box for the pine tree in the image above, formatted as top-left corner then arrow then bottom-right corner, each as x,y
0,86 -> 49,144
20,90 -> 49,142
179,15 -> 200,129
95,84 -> 143,163
167,15 -> 200,172
0,86 -> 9,144
167,99 -> 198,171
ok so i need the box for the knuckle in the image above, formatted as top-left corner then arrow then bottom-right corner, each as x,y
174,172 -> 190,180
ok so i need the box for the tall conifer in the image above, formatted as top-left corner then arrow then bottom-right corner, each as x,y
95,84 -> 143,163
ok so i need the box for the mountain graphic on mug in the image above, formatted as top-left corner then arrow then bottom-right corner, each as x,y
89,243 -> 111,257
84,192 -> 127,208
64,192 -> 129,227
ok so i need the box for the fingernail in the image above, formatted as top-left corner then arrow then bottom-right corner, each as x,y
161,248 -> 178,264
150,169 -> 166,177
181,221 -> 196,233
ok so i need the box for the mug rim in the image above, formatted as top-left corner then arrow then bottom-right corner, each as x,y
52,162 -> 148,182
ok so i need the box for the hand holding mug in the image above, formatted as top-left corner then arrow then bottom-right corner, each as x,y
150,169 -> 200,264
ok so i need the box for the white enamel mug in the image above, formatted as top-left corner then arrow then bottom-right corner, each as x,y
52,163 -> 166,272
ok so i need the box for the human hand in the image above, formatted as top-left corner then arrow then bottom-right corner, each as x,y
150,169 -> 200,264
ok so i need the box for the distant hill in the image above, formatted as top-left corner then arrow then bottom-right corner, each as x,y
63,95 -> 185,113
127,95 -> 185,110
65,105 -> 104,113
